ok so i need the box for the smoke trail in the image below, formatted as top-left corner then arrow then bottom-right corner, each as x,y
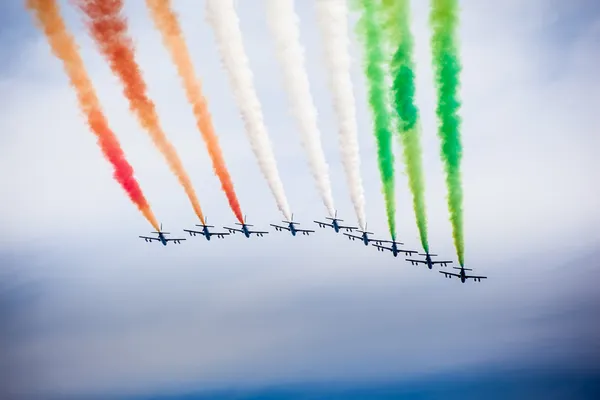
205,0 -> 291,220
145,0 -> 244,223
264,0 -> 335,218
380,0 -> 429,252
26,0 -> 159,231
314,0 -> 366,230
430,0 -> 464,265
354,0 -> 396,239
75,0 -> 205,224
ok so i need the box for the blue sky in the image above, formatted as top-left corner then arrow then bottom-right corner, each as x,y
1,0 -> 599,399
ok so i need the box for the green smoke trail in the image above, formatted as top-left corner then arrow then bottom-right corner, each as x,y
354,0 -> 396,239
430,0 -> 464,266
380,0 -> 429,252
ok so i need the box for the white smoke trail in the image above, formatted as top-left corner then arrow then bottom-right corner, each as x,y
205,0 -> 291,220
314,0 -> 366,229
264,0 -> 336,218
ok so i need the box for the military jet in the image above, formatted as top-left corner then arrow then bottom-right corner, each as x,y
224,216 -> 269,238
343,224 -> 381,246
314,210 -> 357,233
183,217 -> 229,241
139,223 -> 186,246
372,239 -> 417,258
440,266 -> 487,283
271,214 -> 314,236
406,251 -> 453,269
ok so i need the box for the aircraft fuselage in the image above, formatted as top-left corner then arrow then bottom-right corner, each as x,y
424,255 -> 434,269
159,233 -> 168,246
332,220 -> 341,233
361,233 -> 369,246
242,225 -> 251,238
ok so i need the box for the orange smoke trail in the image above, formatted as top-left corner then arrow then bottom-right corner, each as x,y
76,0 -> 205,224
26,0 -> 160,231
146,0 -> 243,223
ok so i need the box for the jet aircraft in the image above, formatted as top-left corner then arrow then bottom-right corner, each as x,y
271,214 -> 315,236
224,216 -> 269,238
139,224 -> 186,246
440,266 -> 487,283
406,252 -> 453,269
183,217 -> 229,241
343,224 -> 381,246
372,239 -> 418,258
314,210 -> 357,233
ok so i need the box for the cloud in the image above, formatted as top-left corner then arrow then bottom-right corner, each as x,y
0,0 -> 599,397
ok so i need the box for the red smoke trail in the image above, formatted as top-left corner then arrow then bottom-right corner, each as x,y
26,0 -> 160,231
76,0 -> 206,224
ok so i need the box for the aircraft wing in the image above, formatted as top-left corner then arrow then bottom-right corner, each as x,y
431,260 -> 453,267
466,274 -> 487,281
183,229 -> 205,236
343,233 -> 363,240
296,228 -> 315,234
249,230 -> 269,236
338,224 -> 357,231
224,226 -> 243,233
207,231 -> 230,237
270,224 -> 290,231
439,271 -> 461,278
314,220 -> 333,228
406,258 -> 427,264
376,239 -> 402,245
165,238 -> 186,243
372,244 -> 392,252
139,236 -> 160,242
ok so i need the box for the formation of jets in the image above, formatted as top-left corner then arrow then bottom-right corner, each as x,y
139,212 -> 487,283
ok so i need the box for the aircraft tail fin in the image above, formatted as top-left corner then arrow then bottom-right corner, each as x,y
239,215 -> 253,227
152,222 -> 169,234
282,213 -> 296,224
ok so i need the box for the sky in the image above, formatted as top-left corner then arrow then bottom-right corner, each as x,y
1,0 -> 599,399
